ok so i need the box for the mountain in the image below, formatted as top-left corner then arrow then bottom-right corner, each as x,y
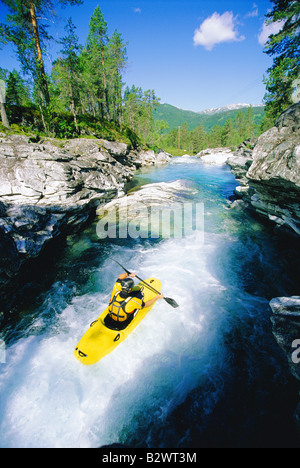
154,103 -> 265,133
198,103 -> 260,115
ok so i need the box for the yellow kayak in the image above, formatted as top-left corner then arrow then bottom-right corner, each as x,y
74,278 -> 161,365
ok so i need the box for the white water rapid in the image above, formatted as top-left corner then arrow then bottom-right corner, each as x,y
0,156 -> 298,448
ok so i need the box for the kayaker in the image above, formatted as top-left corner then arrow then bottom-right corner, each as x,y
104,271 -> 164,331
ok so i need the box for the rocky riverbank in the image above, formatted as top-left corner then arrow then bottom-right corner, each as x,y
226,102 -> 300,430
0,134 -> 171,317
227,103 -> 300,236
269,296 -> 300,426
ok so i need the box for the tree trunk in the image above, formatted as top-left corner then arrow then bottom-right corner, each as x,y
28,1 -> 50,105
69,86 -> 79,133
0,102 -> 10,128
80,97 -> 85,114
39,103 -> 48,133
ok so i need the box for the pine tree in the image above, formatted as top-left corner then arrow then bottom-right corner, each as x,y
52,18 -> 82,132
123,85 -> 142,132
107,29 -> 128,123
6,69 -> 31,106
86,6 -> 110,119
263,0 -> 300,119
123,86 -> 160,144
77,49 -> 97,116
0,0 -> 82,130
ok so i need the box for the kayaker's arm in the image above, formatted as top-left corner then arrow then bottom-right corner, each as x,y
118,272 -> 136,280
144,294 -> 164,308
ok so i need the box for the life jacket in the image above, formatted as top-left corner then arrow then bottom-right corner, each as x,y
108,291 -> 138,322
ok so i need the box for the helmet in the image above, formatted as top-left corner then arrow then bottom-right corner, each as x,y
121,277 -> 134,292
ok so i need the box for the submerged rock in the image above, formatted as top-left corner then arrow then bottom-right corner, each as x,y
97,179 -> 197,212
96,180 -> 198,239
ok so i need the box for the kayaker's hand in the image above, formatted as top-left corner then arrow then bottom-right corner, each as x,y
129,272 -> 136,278
144,293 -> 164,308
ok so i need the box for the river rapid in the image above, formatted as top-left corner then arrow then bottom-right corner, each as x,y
0,155 -> 299,448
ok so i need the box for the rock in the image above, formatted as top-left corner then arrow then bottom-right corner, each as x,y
227,103 -> 300,236
0,225 -> 21,281
156,150 -> 173,165
98,139 -> 128,158
0,135 -> 134,206
128,149 -> 172,167
228,111 -> 300,426
98,179 -> 197,212
270,296 -> 300,380
227,140 -> 256,188
270,296 -> 300,426
196,147 -> 233,165
96,180 -> 198,239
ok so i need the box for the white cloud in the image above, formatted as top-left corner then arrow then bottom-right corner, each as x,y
245,3 -> 259,18
133,7 -> 141,14
258,20 -> 285,46
193,11 -> 245,51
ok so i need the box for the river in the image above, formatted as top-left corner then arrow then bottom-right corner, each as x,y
0,155 -> 299,448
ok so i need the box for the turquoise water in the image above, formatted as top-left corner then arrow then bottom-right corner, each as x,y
0,156 -> 299,448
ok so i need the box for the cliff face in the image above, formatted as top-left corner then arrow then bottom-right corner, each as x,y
227,103 -> 300,236
227,103 -> 300,428
269,296 -> 300,427
0,134 -> 171,315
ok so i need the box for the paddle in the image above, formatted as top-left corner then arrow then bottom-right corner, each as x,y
113,259 -> 179,308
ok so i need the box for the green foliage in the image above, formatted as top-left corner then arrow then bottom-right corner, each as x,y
51,18 -> 82,132
1,103 -> 142,146
263,0 -> 300,119
1,2 -> 279,152
0,4 -> 135,141
5,69 -> 31,106
155,106 -> 264,154
0,0 -> 83,131
154,103 -> 265,133
49,5 -> 128,128
122,86 -> 161,146
85,5 -> 110,119
7,103 -> 44,131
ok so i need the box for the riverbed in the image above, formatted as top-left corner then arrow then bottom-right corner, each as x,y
0,155 -> 299,448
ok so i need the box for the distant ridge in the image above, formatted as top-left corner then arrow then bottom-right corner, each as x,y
154,103 -> 265,132
197,103 -> 263,115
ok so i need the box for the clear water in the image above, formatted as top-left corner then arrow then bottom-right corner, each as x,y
0,156 -> 299,448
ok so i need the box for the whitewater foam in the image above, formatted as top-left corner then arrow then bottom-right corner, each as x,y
0,157 -> 294,448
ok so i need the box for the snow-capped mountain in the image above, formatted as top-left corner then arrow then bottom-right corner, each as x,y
198,103 -> 262,115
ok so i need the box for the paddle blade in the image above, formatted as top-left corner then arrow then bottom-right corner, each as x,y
164,297 -> 179,308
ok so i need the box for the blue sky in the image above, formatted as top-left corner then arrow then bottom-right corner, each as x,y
0,0 -> 280,112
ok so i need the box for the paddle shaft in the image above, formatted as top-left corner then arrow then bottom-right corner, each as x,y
113,260 -> 160,295
113,260 -> 179,308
